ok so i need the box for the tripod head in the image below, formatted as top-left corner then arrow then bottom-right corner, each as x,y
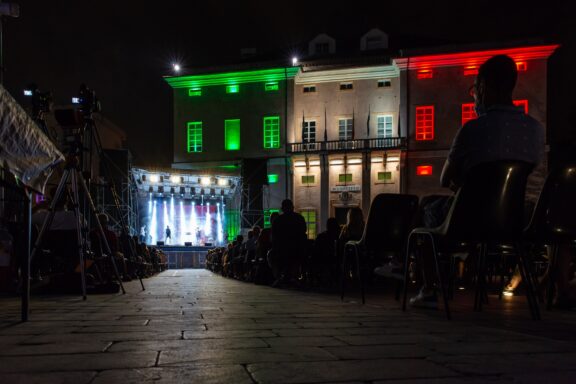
23,83 -> 54,139
72,84 -> 101,119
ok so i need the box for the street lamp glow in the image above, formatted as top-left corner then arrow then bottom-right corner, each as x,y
292,57 -> 298,66
173,63 -> 181,72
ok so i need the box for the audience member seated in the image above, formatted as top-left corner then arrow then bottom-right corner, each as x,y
89,213 -> 130,282
310,217 -> 340,287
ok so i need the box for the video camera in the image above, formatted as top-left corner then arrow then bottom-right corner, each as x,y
23,84 -> 52,115
72,84 -> 101,114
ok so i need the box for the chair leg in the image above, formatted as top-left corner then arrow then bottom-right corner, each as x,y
354,246 -> 365,304
424,233 -> 450,320
546,244 -> 558,310
475,243 -> 488,312
340,246 -> 347,302
402,233 -> 413,311
516,242 -> 541,320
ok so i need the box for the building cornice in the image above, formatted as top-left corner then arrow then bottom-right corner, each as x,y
164,67 -> 300,89
394,44 -> 559,70
295,65 -> 399,84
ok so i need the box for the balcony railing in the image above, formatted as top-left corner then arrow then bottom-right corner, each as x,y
287,137 -> 406,154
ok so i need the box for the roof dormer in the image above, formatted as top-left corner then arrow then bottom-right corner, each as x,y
360,28 -> 388,51
308,33 -> 336,56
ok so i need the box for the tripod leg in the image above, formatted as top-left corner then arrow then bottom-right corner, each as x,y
76,171 -> 126,294
70,171 -> 88,300
29,169 -> 71,265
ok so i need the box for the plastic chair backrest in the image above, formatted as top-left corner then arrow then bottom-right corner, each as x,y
441,160 -> 533,241
527,163 -> 576,240
361,193 -> 419,253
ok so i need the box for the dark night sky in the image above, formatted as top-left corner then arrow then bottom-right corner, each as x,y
3,1 -> 571,167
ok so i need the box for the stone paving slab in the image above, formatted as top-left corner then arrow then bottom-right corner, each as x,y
247,359 -> 459,383
0,371 -> 97,384
91,366 -> 254,384
1,269 -> 576,383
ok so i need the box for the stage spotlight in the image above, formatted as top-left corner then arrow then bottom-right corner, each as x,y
218,178 -> 228,187
173,63 -> 181,72
170,175 -> 180,184
201,177 -> 211,186
292,56 -> 299,66
149,174 -> 159,183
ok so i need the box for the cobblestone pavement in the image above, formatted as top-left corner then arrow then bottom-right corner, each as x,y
1,269 -> 576,383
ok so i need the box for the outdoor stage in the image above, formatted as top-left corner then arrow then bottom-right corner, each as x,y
155,245 -> 215,269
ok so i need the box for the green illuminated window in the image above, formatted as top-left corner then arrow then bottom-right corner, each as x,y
339,173 -> 352,183
188,87 -> 202,96
301,175 -> 315,184
187,121 -> 202,152
264,209 -> 280,228
226,84 -> 239,94
267,174 -> 279,184
225,119 -> 241,150
265,82 -> 279,91
377,171 -> 393,182
263,116 -> 280,149
300,209 -> 317,239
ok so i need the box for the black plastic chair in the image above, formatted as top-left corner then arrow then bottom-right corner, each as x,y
402,160 -> 540,320
342,193 -> 419,304
523,163 -> 576,309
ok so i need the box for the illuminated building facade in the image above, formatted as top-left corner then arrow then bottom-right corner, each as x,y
166,37 -> 558,239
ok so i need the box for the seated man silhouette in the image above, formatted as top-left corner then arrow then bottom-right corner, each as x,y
410,54 -> 545,308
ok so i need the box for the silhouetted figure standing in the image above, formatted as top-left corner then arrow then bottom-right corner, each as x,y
270,199 -> 307,285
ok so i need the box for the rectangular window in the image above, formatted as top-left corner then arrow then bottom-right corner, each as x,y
463,66 -> 478,76
300,209 -> 317,240
415,106 -> 434,141
226,84 -> 239,94
265,82 -> 279,91
301,175 -> 315,184
263,116 -> 280,149
377,115 -> 393,138
516,61 -> 527,71
513,99 -> 529,114
338,118 -> 353,140
303,85 -> 316,93
417,165 -> 433,176
377,171 -> 393,182
267,174 -> 279,184
303,120 -> 316,143
378,79 -> 391,87
417,69 -> 433,79
340,82 -> 353,90
461,103 -> 478,126
338,173 -> 353,183
188,87 -> 202,96
224,119 -> 241,150
186,121 -> 202,153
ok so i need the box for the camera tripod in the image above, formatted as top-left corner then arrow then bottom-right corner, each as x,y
83,111 -> 145,291
29,151 -> 126,300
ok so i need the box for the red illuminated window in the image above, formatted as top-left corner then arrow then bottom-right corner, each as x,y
513,99 -> 529,114
417,69 -> 433,79
463,66 -> 478,76
462,103 -> 478,126
415,106 -> 434,141
417,165 -> 433,176
515,61 -> 527,71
